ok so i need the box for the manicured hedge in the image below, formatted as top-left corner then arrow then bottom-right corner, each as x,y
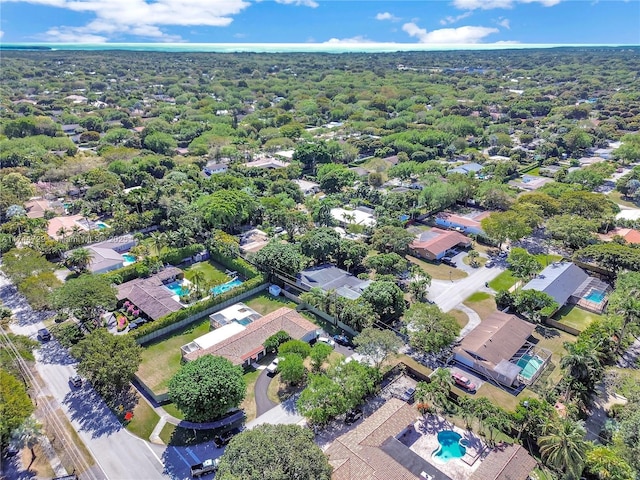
160,243 -> 204,266
129,273 -> 266,340
209,250 -> 260,279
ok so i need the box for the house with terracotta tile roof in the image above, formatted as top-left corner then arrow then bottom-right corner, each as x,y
409,228 -> 472,261
600,227 -> 640,245
24,198 -> 64,219
469,444 -> 537,480
47,215 -> 93,239
183,307 -> 318,367
435,211 -> 491,235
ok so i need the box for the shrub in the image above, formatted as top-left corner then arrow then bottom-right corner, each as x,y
160,244 -> 204,266
49,322 -> 84,348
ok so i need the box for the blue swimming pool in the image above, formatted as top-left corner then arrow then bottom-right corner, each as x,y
517,355 -> 544,380
236,317 -> 254,326
584,289 -> 606,303
95,221 -> 109,230
165,280 -> 189,297
122,254 -> 136,264
432,430 -> 466,463
211,279 -> 243,296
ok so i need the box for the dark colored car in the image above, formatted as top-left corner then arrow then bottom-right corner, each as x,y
442,258 -> 457,267
345,408 -> 363,425
69,375 -> 82,388
214,427 -> 243,448
38,328 -> 51,341
333,334 -> 353,347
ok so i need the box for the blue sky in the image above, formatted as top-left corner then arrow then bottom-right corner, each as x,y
1,0 -> 639,45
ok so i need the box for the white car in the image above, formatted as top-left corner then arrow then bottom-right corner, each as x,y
317,336 -> 336,347
266,357 -> 282,375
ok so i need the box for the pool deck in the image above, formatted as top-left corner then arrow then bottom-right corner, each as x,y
399,415 -> 484,480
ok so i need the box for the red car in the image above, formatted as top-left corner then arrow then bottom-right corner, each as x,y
452,372 -> 476,392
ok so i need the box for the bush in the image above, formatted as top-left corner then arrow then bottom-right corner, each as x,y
278,339 -> 311,358
264,330 -> 291,354
102,263 -> 141,285
209,250 -> 259,279
160,244 -> 204,266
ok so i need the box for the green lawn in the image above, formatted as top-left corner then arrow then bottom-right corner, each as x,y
126,396 -> 160,440
533,253 -> 563,268
608,190 -> 640,209
463,293 -> 497,321
450,309 -> 469,330
240,367 -> 263,422
184,260 -> 229,286
407,255 -> 468,281
489,270 -> 517,291
462,254 -> 487,268
553,305 -> 601,332
162,403 -> 184,420
159,424 -> 218,446
243,292 -> 297,316
136,318 -> 211,395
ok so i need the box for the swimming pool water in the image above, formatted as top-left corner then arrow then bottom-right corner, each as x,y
166,280 -> 189,297
236,317 -> 253,326
517,355 -> 544,380
584,289 -> 605,303
211,279 -> 243,296
122,254 -> 136,263
432,430 -> 466,463
96,221 -> 109,229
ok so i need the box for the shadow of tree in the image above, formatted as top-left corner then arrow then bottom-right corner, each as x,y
36,340 -> 76,366
63,387 -> 122,439
535,324 -> 560,339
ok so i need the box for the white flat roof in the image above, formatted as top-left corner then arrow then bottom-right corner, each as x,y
212,302 -> 260,322
194,322 -> 246,350
331,207 -> 376,227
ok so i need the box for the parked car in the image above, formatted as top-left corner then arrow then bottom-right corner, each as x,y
333,334 -> 353,347
452,372 -> 477,392
190,458 -> 220,477
266,357 -> 282,375
37,328 -> 51,341
485,261 -> 494,268
69,375 -> 82,388
498,251 -> 508,258
317,336 -> 335,347
345,408 -> 363,425
442,258 -> 457,267
213,427 -> 243,448
399,387 -> 416,402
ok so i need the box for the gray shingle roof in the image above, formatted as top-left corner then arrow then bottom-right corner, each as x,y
522,262 -> 589,305
298,264 -> 370,299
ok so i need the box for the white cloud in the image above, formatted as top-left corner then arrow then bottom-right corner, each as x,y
274,0 -> 318,7
453,0 -> 561,9
440,11 -> 472,25
0,30 -> 4,39
402,22 -> 499,43
376,12 -> 399,21
4,0 -> 251,41
498,18 -> 511,29
324,36 -> 371,44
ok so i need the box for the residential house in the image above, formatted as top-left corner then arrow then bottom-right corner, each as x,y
522,262 -> 611,313
82,235 -> 137,274
447,162 -> 484,176
116,267 -> 184,321
182,307 -> 318,367
331,206 -> 376,228
47,215 -> 93,239
453,311 -> 540,387
239,229 -> 269,254
244,157 -> 290,169
209,303 -> 261,328
409,228 -> 472,261
203,160 -> 229,176
324,398 -> 443,480
600,227 -> 640,244
298,264 -> 371,300
349,166 -> 370,178
24,198 -> 64,219
469,444 -> 537,480
435,211 -> 491,235
293,179 -> 321,196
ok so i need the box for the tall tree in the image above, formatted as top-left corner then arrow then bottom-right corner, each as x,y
66,247 -> 93,273
251,241 -> 302,277
538,419 -> 589,480
403,303 -> 459,353
168,355 -> 245,422
353,327 -> 403,369
71,329 -> 142,399
216,424 -> 332,480
371,226 -> 415,255
51,274 -> 117,325
360,281 -> 405,320
11,416 -> 42,468
0,370 -> 34,446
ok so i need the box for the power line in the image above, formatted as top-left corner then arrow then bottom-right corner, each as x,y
0,326 -> 103,480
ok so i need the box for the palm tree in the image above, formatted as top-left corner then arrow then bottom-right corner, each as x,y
149,231 -> 166,255
457,396 -> 476,430
408,274 -> 432,302
467,250 -> 480,268
560,341 -> 602,388
66,247 -> 92,273
12,416 -> 43,469
56,227 -> 67,240
190,270 -> 205,296
614,290 -> 640,353
538,419 -> 589,479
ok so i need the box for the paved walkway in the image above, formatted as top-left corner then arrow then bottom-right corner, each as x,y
456,303 -> 482,338
618,337 -> 640,369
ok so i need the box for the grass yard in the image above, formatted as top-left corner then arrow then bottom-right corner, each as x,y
488,270 -> 517,291
608,190 -> 640,209
162,403 -> 184,420
159,424 -> 218,446
462,255 -> 487,268
473,382 -> 530,412
360,157 -> 392,172
240,367 -> 263,422
136,317 -> 211,395
126,396 -> 160,440
184,260 -> 229,286
243,292 -> 297,316
552,305 -> 600,332
450,309 -> 469,330
407,255 -> 468,281
533,253 -> 563,268
463,293 -> 497,321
